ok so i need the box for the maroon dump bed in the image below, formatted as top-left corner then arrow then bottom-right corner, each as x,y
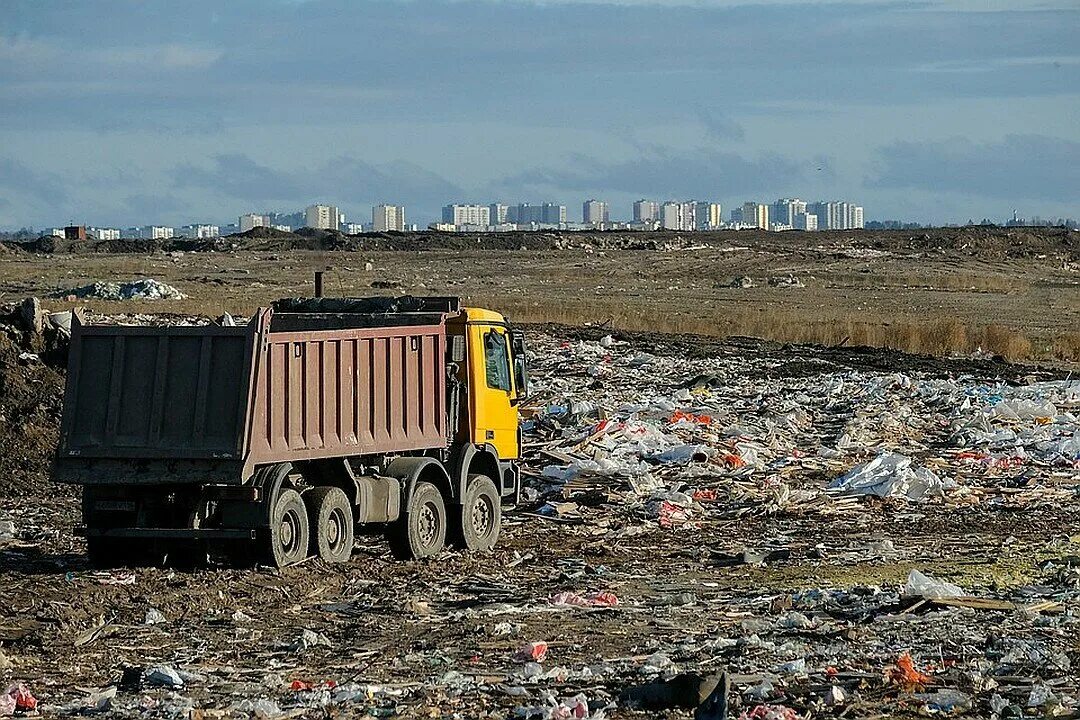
58,305 -> 449,480
246,322 -> 447,467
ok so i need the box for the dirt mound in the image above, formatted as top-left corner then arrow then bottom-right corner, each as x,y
6,226 -> 1078,260
0,309 -> 66,498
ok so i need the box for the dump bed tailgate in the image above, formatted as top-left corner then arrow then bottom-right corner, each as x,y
58,320 -> 257,460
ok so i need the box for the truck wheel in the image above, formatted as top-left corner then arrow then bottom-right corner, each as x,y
452,474 -> 501,552
265,487 -> 309,567
390,481 -> 446,560
306,487 -> 354,563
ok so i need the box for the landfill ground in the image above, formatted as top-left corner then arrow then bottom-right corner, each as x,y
0,232 -> 1078,719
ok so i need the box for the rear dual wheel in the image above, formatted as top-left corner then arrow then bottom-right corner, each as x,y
264,486 -> 355,567
265,488 -> 309,567
306,486 -> 354,564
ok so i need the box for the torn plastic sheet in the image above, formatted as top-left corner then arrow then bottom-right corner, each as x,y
904,569 -> 965,599
829,452 -> 956,501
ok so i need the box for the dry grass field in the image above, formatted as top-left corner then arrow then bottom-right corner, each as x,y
1,228 -> 1078,362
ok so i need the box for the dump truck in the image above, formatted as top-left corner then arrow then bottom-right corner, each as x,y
54,296 -> 528,567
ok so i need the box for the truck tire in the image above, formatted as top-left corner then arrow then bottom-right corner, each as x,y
390,481 -> 446,560
264,487 -> 309,567
451,474 -> 501,552
306,486 -> 354,564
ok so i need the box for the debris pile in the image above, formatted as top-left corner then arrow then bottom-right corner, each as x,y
53,279 -> 187,301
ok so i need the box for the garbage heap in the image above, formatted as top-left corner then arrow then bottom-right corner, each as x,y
521,332 -> 1079,521
0,322 -> 1076,720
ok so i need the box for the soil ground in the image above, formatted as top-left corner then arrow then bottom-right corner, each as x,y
0,231 -> 1076,718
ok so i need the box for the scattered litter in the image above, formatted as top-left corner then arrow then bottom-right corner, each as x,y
145,666 -> 184,688
143,608 -> 167,625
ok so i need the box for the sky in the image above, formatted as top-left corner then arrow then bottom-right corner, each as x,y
0,0 -> 1078,229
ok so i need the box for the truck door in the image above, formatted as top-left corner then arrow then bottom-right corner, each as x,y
468,324 -> 519,460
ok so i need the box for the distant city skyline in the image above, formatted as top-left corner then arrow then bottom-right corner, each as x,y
22,198 -> 1079,240
0,1 -> 1076,230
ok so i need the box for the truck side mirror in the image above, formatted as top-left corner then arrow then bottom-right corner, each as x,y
509,330 -> 529,398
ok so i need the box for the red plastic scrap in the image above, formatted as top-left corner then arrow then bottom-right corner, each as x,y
692,488 -> 718,502
5,683 -> 37,712
738,704 -> 800,720
658,500 -> 690,528
515,640 -> 549,662
289,679 -> 337,691
549,591 -> 619,608
719,452 -> 746,468
887,652 -> 933,690
670,409 -> 713,426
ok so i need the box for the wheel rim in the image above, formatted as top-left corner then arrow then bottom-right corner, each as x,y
326,506 -> 347,551
471,495 -> 494,538
280,506 -> 302,556
417,502 -> 439,547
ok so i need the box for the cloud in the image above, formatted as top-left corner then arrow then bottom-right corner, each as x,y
0,157 -> 69,206
696,109 -> 745,142
868,134 -> 1080,202
123,193 -> 188,220
174,154 -> 464,218
176,154 -> 305,203
498,147 -> 810,200
95,44 -> 224,70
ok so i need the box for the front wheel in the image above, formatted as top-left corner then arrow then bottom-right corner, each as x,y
264,487 -> 309,567
451,474 -> 501,552
390,481 -> 447,560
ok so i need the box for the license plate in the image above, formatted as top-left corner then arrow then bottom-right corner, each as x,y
95,500 -> 136,512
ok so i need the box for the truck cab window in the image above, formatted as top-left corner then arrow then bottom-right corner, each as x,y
484,331 -> 511,391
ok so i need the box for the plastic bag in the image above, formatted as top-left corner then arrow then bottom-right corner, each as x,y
904,569 -> 964,599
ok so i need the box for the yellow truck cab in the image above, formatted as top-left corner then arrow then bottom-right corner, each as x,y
56,295 -> 529,567
450,307 -> 525,462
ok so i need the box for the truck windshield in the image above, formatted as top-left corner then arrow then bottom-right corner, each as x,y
484,331 -> 512,391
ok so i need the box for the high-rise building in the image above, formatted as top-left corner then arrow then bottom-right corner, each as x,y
541,203 -> 566,224
742,202 -> 769,229
633,200 -> 660,223
489,203 -> 509,224
771,198 -> 807,227
239,213 -> 270,233
582,199 -> 609,225
804,200 -> 864,230
443,204 -> 490,226
183,224 -> 219,239
849,205 -> 864,229
695,202 -> 723,229
147,226 -> 174,240
373,204 -> 406,232
793,212 -> 817,231
509,203 -> 536,224
661,201 -> 695,231
305,204 -> 342,230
